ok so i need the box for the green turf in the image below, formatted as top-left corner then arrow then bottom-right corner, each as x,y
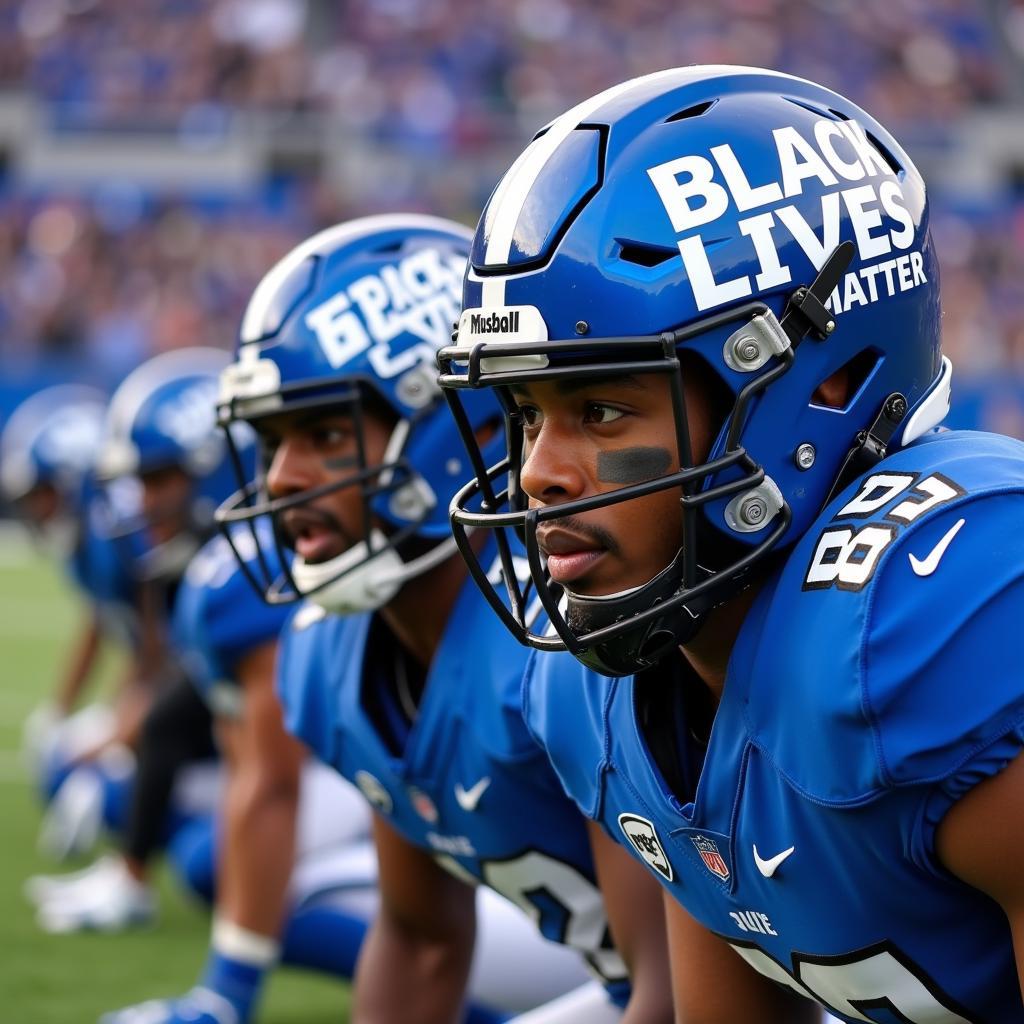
0,539 -> 352,1021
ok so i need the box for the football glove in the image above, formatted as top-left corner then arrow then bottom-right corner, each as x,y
99,948 -> 268,1024
97,987 -> 240,1024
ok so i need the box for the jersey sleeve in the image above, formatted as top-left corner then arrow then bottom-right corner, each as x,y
175,533 -> 292,685
864,491 -> 1024,789
521,649 -> 610,819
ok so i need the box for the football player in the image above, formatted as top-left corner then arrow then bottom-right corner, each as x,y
216,214 -> 673,1022
100,513 -> 375,1024
1,384 -> 159,860
28,349 -> 240,932
439,66 -> 1024,1021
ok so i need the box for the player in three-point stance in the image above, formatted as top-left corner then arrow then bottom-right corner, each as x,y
217,214 -> 673,1023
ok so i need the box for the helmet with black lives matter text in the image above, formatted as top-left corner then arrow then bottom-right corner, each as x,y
439,65 -> 948,676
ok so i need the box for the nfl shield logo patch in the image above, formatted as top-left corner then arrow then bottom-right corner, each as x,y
691,834 -> 730,880
408,786 -> 439,823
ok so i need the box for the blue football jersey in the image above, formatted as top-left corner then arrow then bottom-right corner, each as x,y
276,567 -> 630,993
525,430 -> 1024,1022
66,490 -> 140,649
173,524 -> 292,716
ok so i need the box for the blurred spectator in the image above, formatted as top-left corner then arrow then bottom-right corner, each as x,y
2,0 -> 1011,141
0,0 -> 1020,434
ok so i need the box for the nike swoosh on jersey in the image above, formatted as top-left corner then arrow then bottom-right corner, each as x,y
908,517 -> 966,577
752,844 -> 795,878
454,777 -> 492,812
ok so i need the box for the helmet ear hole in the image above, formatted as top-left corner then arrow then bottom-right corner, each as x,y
679,350 -> 732,462
810,348 -> 881,412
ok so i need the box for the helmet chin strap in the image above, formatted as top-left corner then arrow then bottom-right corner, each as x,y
562,549 -> 717,677
297,530 -> 462,615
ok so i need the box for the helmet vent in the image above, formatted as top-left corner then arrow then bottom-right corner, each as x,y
786,97 -> 843,121
865,130 -> 903,177
615,239 -> 679,268
664,100 -> 716,124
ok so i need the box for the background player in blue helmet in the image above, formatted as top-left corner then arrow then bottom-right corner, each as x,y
28,349 -> 241,933
217,213 -> 673,1023
0,385 -> 157,860
100,516 -> 376,1024
440,66 -> 1024,1021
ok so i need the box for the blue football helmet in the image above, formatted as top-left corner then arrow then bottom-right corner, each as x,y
216,213 -> 504,613
98,347 -> 253,581
439,65 -> 951,676
0,384 -> 108,555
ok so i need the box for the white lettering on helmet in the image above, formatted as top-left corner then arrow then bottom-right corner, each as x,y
305,249 -> 464,378
647,117 -> 927,314
154,379 -> 219,448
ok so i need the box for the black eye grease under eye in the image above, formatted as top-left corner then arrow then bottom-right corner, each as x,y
596,446 -> 672,484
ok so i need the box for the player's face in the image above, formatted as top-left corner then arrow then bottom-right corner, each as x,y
140,465 -> 193,545
262,404 -> 392,565
514,371 -> 716,597
20,483 -> 60,525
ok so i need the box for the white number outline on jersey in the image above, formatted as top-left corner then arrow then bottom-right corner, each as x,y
726,937 -> 974,1022
803,471 -> 964,592
436,849 -> 628,986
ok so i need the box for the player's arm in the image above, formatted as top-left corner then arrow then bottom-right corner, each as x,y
23,609 -> 103,769
88,580 -> 171,758
101,640 -> 302,1024
216,638 -> 303,938
52,608 -> 104,713
936,749 -> 1024,995
587,820 -> 673,1022
354,811 -> 476,1024
665,894 -> 821,1023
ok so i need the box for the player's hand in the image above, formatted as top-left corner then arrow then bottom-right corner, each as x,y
100,947 -> 269,1024
21,702 -> 63,777
37,764 -> 104,861
98,987 -> 241,1024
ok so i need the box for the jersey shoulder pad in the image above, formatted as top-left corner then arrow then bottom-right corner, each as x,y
739,430 -> 1024,803
67,499 -> 135,606
173,527 -> 291,683
522,648 -> 613,818
276,605 -> 368,766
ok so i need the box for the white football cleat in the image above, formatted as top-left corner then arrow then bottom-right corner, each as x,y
24,852 -> 124,906
33,855 -> 155,933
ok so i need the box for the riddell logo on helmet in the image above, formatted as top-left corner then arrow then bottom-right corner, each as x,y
468,310 -> 520,335
647,116 -> 929,315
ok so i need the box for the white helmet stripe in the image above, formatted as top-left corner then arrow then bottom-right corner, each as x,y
478,65 -> 796,306
105,347 -> 230,442
240,213 -> 472,344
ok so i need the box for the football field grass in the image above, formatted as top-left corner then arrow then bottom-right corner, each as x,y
0,536 -> 352,1022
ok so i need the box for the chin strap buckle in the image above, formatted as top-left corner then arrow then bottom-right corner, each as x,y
780,240 -> 855,345
823,392 -> 908,507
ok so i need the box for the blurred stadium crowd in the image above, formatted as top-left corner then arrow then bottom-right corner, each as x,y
0,0 -> 1022,431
